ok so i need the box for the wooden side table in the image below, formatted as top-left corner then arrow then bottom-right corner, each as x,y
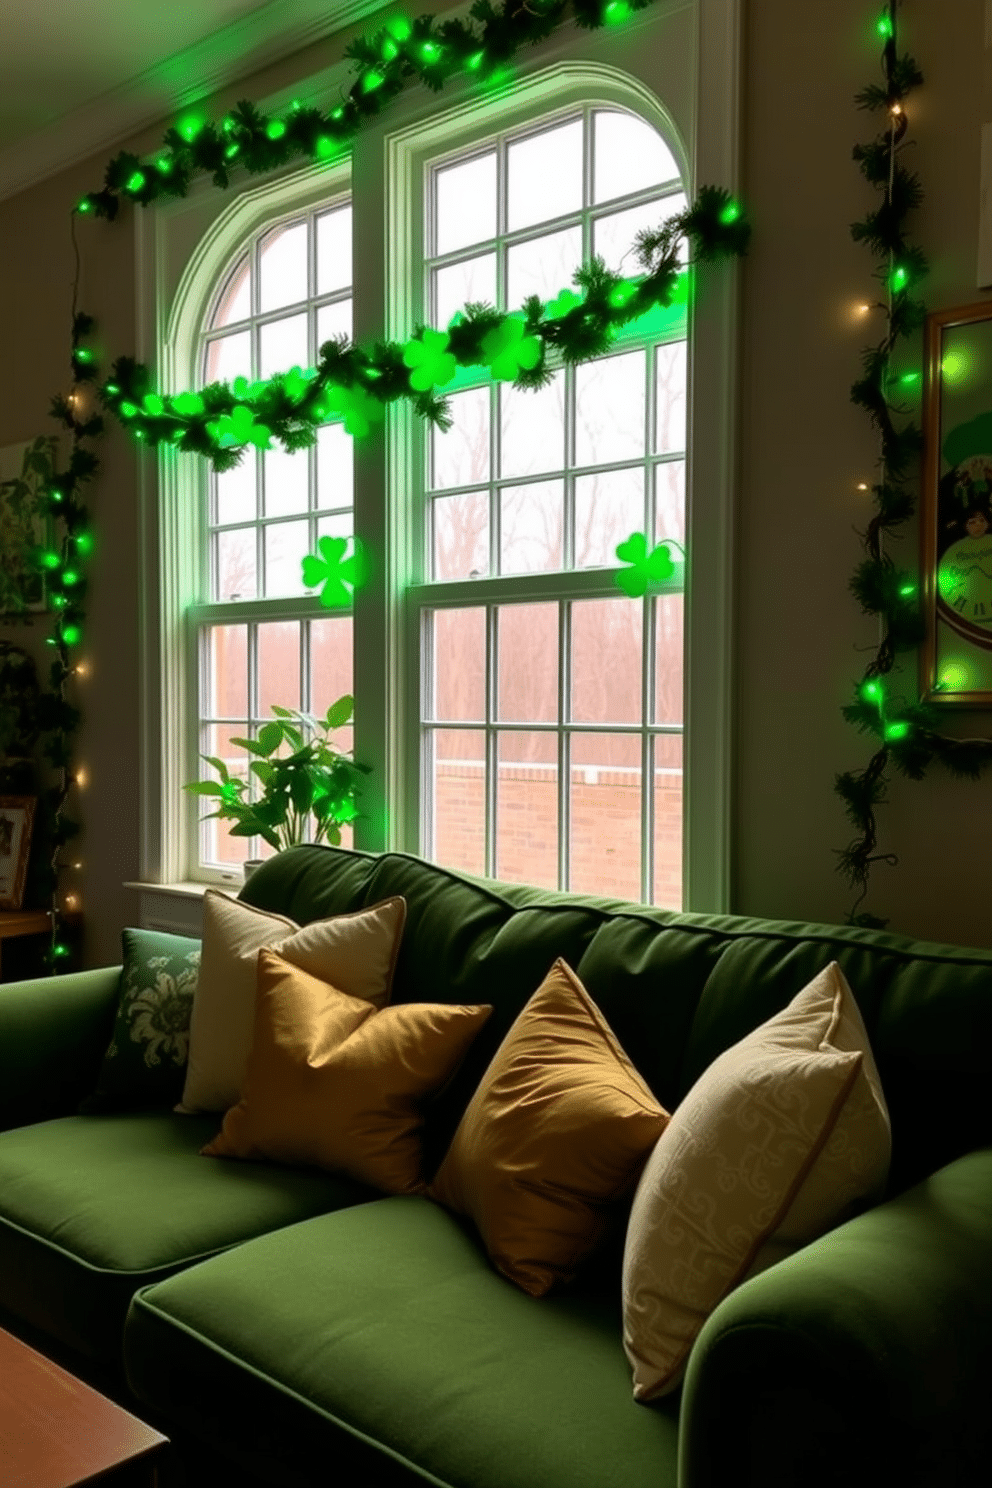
0,909 -> 51,981
0,1325 -> 168,1486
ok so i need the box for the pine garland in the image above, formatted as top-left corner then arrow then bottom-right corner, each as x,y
75,1 -> 659,221
98,188 -> 748,468
837,0 -> 992,927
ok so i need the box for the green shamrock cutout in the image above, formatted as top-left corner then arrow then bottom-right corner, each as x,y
480,316 -> 542,381
172,391 -> 204,417
546,288 -> 583,320
282,365 -> 316,404
321,384 -> 384,438
301,535 -> 367,607
614,531 -> 677,598
206,404 -> 272,450
403,329 -> 457,391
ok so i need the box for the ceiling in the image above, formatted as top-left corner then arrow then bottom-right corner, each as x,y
0,0 -> 393,201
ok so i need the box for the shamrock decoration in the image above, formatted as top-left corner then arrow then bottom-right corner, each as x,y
172,391 -> 205,417
403,328 -> 457,391
301,535 -> 367,607
614,531 -> 678,598
480,315 -> 542,381
320,384 -> 384,439
545,288 -> 583,320
281,365 -> 317,404
206,404 -> 272,450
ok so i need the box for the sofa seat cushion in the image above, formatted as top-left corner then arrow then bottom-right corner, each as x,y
0,1112 -> 375,1363
125,1195 -> 680,1488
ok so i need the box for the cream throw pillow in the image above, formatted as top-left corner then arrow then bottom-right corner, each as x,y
622,962 -> 891,1401
177,889 -> 406,1114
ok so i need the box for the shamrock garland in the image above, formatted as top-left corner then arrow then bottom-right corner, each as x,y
98,187 -> 749,473
76,0 -> 660,221
837,1 -> 992,927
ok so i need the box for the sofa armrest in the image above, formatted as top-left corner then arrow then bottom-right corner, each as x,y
0,966 -> 121,1131
678,1148 -> 992,1488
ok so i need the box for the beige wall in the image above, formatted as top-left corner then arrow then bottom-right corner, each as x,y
1,0 -> 989,962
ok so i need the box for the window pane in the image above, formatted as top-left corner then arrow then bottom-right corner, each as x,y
429,728 -> 486,877
431,386 -> 490,490
432,491 -> 489,581
570,732 -> 641,900
317,206 -> 352,296
205,625 -> 247,718
500,372 -> 565,479
575,351 -> 646,467
593,111 -> 680,203
264,446 -> 309,518
507,119 -> 583,232
654,595 -> 684,726
574,467 -> 644,570
499,480 -> 563,574
204,331 -> 250,384
258,621 -> 301,716
311,615 -> 354,723
215,527 -> 256,602
260,313 -> 307,379
435,152 -> 497,255
571,599 -> 642,725
431,608 -> 485,722
496,730 -> 557,889
653,733 -> 683,909
259,220 -> 308,313
214,458 -> 256,526
497,603 -> 558,723
433,253 -> 496,327
655,341 -> 687,455
264,520 -> 310,598
212,255 -> 250,328
317,299 -> 352,349
200,723 -> 252,867
317,423 -> 354,510
593,195 -> 687,275
506,227 -> 583,309
654,460 -> 686,546
316,511 -> 353,548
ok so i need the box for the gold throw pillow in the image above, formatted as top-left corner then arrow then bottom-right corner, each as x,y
430,959 -> 670,1297
202,949 -> 492,1195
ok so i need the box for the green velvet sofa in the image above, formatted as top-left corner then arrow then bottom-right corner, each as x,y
1,844 -> 991,1487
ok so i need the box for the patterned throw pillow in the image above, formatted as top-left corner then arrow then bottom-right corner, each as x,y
80,928 -> 202,1113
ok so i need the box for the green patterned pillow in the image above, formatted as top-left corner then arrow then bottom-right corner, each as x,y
80,928 -> 201,1112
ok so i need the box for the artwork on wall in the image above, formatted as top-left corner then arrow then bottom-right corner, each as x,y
0,437 -> 56,618
922,301 -> 992,703
0,795 -> 36,910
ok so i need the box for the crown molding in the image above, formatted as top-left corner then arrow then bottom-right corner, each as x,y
0,0 -> 395,204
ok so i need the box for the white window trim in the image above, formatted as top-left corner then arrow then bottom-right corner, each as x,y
135,0 -> 740,912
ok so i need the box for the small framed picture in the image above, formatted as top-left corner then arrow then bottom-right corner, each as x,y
922,301 -> 992,702
0,797 -> 36,910
0,437 -> 56,618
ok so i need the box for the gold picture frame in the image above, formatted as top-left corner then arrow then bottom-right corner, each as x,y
0,796 -> 35,910
922,300 -> 992,704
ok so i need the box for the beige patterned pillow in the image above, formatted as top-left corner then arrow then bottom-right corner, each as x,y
622,962 -> 891,1401
177,890 -> 406,1114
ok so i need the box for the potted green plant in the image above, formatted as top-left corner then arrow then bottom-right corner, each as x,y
184,696 -> 367,869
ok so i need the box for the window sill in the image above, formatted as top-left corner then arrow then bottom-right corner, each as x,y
123,880 -> 238,936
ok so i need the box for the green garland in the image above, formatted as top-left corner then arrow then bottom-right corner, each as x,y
837,0 -> 992,927
98,188 -> 748,471
77,0 -> 658,220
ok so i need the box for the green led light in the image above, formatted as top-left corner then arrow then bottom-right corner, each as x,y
143,394 -> 165,417
61,625 -> 82,646
608,279 -> 639,309
77,197 -> 93,214
861,679 -> 883,702
719,201 -> 742,225
315,135 -> 336,159
177,114 -> 204,142
61,570 -> 79,587
290,99 -> 303,112
331,107 -> 345,120
119,401 -> 138,419
603,0 -> 632,24
41,551 -> 61,570
105,382 -> 119,395
52,943 -> 70,958
49,490 -> 64,504
126,170 -> 146,194
890,265 -> 908,291
52,595 -> 66,609
898,583 -> 915,597
419,40 -> 442,62
900,370 -> 920,385
266,119 -> 287,140
222,117 -> 236,134
74,348 -> 94,364
172,391 -> 204,417
466,50 -> 485,71
386,14 -> 412,40
363,69 -> 386,92
156,155 -> 172,173
884,721 -> 909,742
75,533 -> 94,556
381,38 -> 399,61
876,11 -> 893,39
224,143 -> 240,159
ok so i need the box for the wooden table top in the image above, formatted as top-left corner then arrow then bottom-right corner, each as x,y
0,1326 -> 168,1488
0,910 -> 50,939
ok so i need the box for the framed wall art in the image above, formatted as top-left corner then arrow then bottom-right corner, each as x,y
0,436 -> 56,619
0,796 -> 35,910
922,300 -> 992,703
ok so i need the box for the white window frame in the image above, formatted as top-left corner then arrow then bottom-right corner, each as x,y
135,0 -> 740,911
